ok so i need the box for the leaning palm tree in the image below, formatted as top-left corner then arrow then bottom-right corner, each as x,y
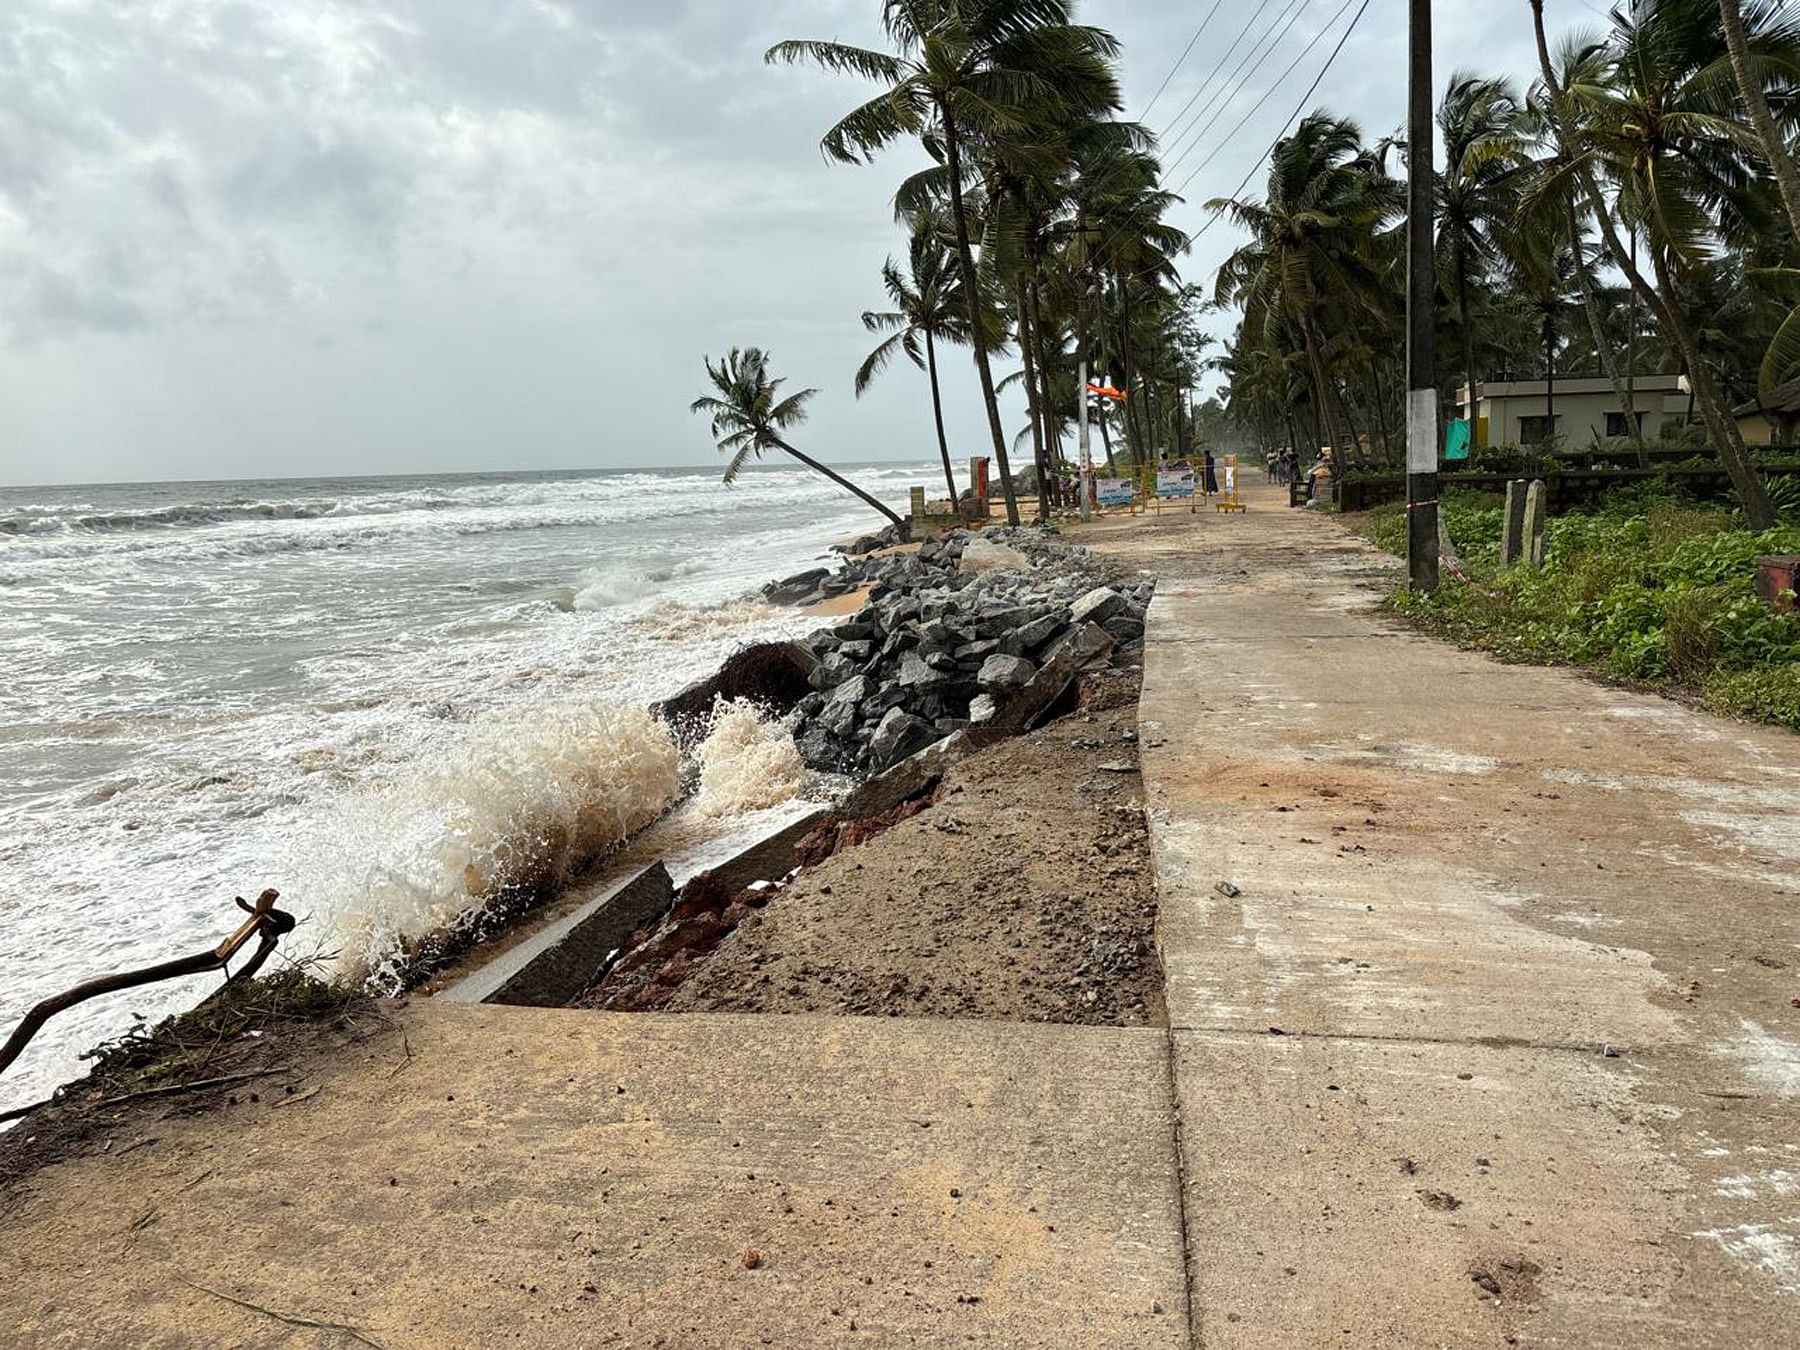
1529,0 -> 1786,525
856,223 -> 970,503
767,1 -> 1124,527
692,347 -> 903,528
1720,0 -> 1800,240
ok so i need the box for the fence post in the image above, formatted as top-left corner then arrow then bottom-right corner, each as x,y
1501,480 -> 1527,566
1524,479 -> 1548,567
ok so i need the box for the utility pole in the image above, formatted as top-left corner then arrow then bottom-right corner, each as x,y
1078,268 -> 1095,521
1406,0 -> 1439,590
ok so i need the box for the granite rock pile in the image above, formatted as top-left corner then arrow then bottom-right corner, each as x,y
768,527 -> 1151,773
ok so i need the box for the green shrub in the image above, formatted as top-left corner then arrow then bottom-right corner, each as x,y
1707,665 -> 1800,730
1367,491 -> 1800,732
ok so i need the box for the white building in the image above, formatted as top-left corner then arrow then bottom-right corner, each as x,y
1455,373 -> 1691,448
1733,377 -> 1800,446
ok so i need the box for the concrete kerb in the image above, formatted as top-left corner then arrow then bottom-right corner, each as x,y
436,863 -> 674,1006
440,810 -> 831,1009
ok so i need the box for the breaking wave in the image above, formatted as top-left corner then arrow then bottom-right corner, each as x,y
690,698 -> 806,818
306,700 -> 682,991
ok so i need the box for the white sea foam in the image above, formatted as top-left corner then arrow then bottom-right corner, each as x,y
691,698 -> 806,818
306,700 -> 682,990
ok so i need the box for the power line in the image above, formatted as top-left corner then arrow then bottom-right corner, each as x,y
1137,0 -> 1228,124
1147,0 -> 1283,150
1085,0 -> 1362,282
1055,0 -> 1294,282
1174,0 -> 1372,213
1156,0 -> 1314,185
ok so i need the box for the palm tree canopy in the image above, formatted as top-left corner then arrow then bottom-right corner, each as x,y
689,347 -> 818,484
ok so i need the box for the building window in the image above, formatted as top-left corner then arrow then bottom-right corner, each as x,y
1606,411 -> 1643,437
1520,415 -> 1558,443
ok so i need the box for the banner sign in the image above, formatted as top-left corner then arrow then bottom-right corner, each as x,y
1096,477 -> 1133,506
1156,466 -> 1196,498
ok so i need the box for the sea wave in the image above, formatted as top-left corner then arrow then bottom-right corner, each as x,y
306,699 -> 683,992
0,465 -> 921,577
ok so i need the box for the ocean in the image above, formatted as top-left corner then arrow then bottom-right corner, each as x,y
0,461 -> 928,1116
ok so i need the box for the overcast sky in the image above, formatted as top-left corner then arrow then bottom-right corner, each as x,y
0,0 -> 1599,486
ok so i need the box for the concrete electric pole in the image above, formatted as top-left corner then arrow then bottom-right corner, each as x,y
1406,0 -> 1439,590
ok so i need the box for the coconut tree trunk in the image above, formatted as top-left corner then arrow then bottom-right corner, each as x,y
1649,244 -> 1777,527
1370,359 -> 1397,463
1721,0 -> 1800,240
1301,327 -> 1344,484
923,329 -> 959,503
1098,405 -> 1117,472
1029,279 -> 1065,493
1015,276 -> 1051,522
1566,197 -> 1647,463
941,105 -> 1019,526
1527,0 -> 1776,528
1116,268 -> 1148,461
1544,312 -> 1556,442
773,437 -> 903,528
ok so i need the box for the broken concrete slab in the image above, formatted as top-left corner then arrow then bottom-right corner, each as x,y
436,863 -> 675,1007
0,1007 -> 1190,1349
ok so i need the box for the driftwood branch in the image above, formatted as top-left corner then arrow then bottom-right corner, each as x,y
0,891 -> 294,1081
92,1069 -> 281,1111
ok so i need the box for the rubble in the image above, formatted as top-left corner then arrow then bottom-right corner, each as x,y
771,526 -> 1151,774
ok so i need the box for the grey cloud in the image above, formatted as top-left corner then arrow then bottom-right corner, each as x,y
0,0 -> 1566,484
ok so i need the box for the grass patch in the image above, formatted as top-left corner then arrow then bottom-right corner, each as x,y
1355,488 -> 1800,731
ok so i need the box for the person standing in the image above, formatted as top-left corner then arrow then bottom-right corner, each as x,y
1202,448 -> 1219,495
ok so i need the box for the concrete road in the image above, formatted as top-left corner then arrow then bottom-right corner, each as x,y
1094,485 -> 1800,1347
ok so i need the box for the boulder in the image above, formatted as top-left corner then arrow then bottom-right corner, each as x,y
992,622 -> 1115,733
968,694 -> 999,725
820,696 -> 857,737
977,653 -> 1037,695
809,653 -> 856,690
959,535 -> 1032,575
828,674 -> 872,708
1102,614 -> 1145,643
1069,585 -> 1127,627
764,568 -> 829,604
954,638 -> 1001,663
1000,611 -> 1066,655
898,651 -> 947,689
869,708 -> 935,767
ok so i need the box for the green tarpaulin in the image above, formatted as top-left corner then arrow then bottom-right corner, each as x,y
1444,418 -> 1472,462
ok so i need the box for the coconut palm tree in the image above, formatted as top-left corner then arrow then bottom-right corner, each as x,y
1529,0 -> 1785,525
767,1 -> 1124,527
1209,114 -> 1403,483
1437,73 -> 1529,426
692,347 -> 903,528
1719,0 -> 1800,240
856,222 -> 971,503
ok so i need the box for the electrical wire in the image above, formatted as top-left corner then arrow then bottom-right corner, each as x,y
1136,0 -> 1228,124
1157,0 -> 1313,180
1184,0 -> 1377,248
